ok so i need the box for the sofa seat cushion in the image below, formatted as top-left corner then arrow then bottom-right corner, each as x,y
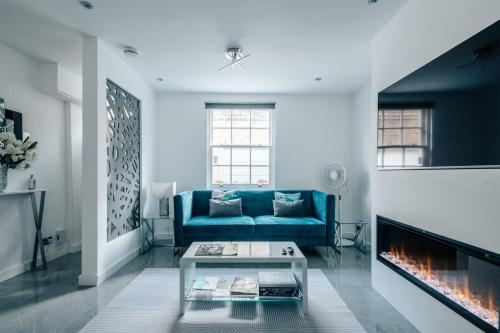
185,215 -> 255,238
254,215 -> 326,237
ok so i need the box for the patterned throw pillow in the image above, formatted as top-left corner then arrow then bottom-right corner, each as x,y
273,199 -> 305,217
275,191 -> 301,202
209,198 -> 243,217
212,189 -> 240,201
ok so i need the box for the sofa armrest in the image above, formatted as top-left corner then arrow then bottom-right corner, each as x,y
312,190 -> 336,247
174,191 -> 193,247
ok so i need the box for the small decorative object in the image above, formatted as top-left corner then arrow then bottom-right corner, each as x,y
0,132 -> 38,192
159,197 -> 169,217
151,182 -> 176,218
28,174 -> 36,190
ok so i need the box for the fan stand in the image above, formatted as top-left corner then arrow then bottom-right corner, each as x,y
337,186 -> 354,247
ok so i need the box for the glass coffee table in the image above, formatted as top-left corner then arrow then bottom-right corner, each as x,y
179,241 -> 308,315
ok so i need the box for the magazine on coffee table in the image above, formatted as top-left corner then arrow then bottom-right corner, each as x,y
195,243 -> 238,256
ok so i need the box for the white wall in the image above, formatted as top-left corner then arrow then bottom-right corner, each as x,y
154,93 -> 353,221
351,81 -> 373,239
370,1 -> 500,332
0,41 -> 71,281
80,37 -> 155,286
64,102 -> 82,252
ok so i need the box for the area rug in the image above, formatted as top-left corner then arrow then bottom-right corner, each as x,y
81,268 -> 366,333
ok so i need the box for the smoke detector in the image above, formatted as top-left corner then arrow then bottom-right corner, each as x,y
123,47 -> 139,58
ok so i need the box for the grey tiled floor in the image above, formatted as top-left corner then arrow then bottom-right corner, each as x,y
0,247 -> 418,333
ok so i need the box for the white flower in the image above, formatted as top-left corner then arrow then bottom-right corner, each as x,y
0,132 -> 17,143
24,150 -> 34,163
3,143 -> 22,155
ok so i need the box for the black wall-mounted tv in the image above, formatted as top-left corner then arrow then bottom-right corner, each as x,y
377,20 -> 500,170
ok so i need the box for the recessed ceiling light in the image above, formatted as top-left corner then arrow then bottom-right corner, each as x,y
79,0 -> 93,9
315,77 -> 323,81
367,0 -> 378,4
123,46 -> 139,58
156,77 -> 164,82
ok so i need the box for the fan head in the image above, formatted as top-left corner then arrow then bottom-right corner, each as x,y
323,163 -> 347,189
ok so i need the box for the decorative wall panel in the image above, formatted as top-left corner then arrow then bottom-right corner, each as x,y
106,80 -> 141,241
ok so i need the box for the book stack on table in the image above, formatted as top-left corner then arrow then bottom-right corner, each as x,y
258,271 -> 299,298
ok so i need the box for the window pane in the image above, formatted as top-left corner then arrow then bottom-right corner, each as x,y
251,110 -> 270,128
251,129 -> 269,145
212,166 -> 230,185
378,111 -> 384,128
232,110 -> 250,128
403,110 -> 422,127
383,129 -> 401,146
212,128 -> 231,145
251,167 -> 269,185
378,129 -> 383,146
251,148 -> 269,165
378,149 -> 383,167
383,110 -> 402,128
232,128 -> 250,145
213,110 -> 231,128
383,148 -> 403,167
405,148 -> 424,166
231,166 -> 250,184
212,147 -> 230,165
403,128 -> 422,145
232,148 -> 250,165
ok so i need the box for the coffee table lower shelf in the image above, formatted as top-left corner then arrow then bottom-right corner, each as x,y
185,289 -> 304,302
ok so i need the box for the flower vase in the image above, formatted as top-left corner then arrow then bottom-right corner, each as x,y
0,167 -> 7,192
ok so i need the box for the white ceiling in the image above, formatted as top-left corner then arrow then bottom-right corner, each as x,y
0,0 -> 408,94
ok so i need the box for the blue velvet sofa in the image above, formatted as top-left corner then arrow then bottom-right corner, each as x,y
173,190 -> 335,248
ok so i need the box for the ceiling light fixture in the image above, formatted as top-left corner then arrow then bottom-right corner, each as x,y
156,77 -> 164,82
367,0 -> 378,4
123,46 -> 139,58
218,47 -> 250,72
79,0 -> 93,9
315,77 -> 323,81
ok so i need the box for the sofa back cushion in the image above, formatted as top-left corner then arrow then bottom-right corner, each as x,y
192,190 -> 314,217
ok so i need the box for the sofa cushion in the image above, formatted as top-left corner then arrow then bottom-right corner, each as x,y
185,215 -> 255,238
254,215 -> 326,237
209,198 -> 242,217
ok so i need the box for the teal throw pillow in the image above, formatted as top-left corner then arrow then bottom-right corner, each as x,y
275,191 -> 301,202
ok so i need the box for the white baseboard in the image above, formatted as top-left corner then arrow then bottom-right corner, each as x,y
78,245 -> 141,287
0,242 -> 72,283
68,242 -> 82,253
154,232 -> 173,240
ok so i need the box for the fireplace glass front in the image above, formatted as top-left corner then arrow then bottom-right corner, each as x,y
377,216 -> 499,332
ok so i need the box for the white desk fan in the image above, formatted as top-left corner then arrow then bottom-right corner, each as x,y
323,162 -> 348,222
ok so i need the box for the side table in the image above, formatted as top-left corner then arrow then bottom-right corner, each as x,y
334,220 -> 368,254
141,217 -> 175,253
0,189 -> 48,270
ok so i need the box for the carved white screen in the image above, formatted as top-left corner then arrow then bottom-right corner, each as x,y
106,80 -> 141,241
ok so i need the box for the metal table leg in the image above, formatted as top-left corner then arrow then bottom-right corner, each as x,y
31,191 -> 47,270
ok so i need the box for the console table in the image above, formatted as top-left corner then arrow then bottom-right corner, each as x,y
0,189 -> 48,270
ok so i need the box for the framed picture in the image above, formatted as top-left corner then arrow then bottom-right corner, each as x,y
0,97 -> 5,129
5,109 -> 23,140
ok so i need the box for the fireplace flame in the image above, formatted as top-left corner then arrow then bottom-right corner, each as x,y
381,248 -> 499,329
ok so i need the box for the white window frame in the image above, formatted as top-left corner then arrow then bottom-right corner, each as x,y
206,105 -> 275,189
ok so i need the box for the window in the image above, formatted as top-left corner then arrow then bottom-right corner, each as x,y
377,108 -> 431,168
207,103 -> 274,187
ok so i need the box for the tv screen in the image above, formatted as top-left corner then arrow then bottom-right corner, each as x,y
377,20 -> 500,169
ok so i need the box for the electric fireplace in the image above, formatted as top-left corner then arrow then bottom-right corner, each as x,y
377,216 -> 500,332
